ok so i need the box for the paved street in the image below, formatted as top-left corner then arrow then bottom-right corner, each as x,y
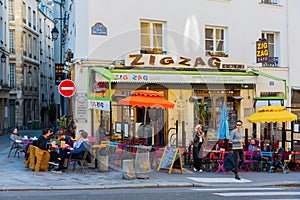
1,130 -> 300,191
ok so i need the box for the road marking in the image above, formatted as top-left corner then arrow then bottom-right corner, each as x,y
214,191 -> 300,197
61,87 -> 74,90
191,187 -> 282,192
188,177 -> 252,183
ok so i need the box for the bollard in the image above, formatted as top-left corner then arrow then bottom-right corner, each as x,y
98,155 -> 109,172
123,159 -> 134,180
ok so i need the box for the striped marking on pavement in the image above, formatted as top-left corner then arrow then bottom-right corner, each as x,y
187,177 -> 252,183
191,187 -> 281,192
214,191 -> 300,197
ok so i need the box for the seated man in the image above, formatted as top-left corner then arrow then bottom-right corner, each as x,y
52,130 -> 91,173
57,131 -> 73,146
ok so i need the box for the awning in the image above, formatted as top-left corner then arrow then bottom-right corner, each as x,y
189,96 -> 203,102
91,67 -> 118,80
292,86 -> 300,90
110,69 -> 257,84
230,96 -> 244,100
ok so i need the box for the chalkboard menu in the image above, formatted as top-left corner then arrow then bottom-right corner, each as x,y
157,146 -> 183,174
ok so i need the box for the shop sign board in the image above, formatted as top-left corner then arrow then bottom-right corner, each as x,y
256,39 -> 269,63
55,63 -> 65,85
125,54 -> 246,69
114,73 -> 257,84
88,100 -> 110,111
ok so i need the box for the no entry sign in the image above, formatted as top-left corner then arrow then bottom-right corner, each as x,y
58,79 -> 76,97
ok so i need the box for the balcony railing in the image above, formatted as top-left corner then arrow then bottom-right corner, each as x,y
262,57 -> 279,67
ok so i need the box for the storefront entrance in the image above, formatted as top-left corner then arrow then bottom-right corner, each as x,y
194,89 -> 238,132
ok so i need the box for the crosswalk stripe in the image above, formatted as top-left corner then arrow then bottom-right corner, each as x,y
188,177 -> 252,183
214,191 -> 300,197
191,187 -> 282,192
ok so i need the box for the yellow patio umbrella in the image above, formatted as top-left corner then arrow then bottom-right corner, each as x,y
247,106 -> 297,123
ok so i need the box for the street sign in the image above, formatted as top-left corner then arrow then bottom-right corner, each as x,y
58,79 -> 76,97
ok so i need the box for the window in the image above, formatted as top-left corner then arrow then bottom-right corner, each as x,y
33,38 -> 36,59
28,34 -> 32,58
140,20 -> 165,54
205,26 -> 226,56
9,29 -> 15,54
28,7 -> 31,27
23,32 -> 27,56
8,0 -> 14,21
33,11 -> 36,30
22,2 -> 26,23
261,32 -> 275,57
9,63 -> 15,88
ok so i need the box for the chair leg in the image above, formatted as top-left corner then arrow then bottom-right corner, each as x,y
7,147 -> 13,158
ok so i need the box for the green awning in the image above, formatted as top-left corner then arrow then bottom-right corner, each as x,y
248,70 -> 287,100
91,67 -> 118,80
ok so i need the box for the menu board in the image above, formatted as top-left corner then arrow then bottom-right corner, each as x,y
157,146 -> 182,174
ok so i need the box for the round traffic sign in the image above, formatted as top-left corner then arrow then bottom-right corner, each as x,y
58,79 -> 77,97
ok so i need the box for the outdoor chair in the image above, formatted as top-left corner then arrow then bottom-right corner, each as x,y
282,151 -> 292,174
260,151 -> 273,172
215,150 -> 228,174
7,139 -> 24,158
67,149 -> 90,174
243,151 -> 259,172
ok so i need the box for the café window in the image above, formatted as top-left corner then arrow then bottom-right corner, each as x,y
205,26 -> 227,56
140,20 -> 166,54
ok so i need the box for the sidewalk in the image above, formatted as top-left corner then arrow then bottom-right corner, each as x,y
1,130 -> 300,191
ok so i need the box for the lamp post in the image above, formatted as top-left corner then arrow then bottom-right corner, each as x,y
51,17 -> 67,117
1,53 -> 6,63
1,53 -> 6,84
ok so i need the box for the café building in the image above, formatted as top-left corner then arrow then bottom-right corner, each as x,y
69,53 -> 287,147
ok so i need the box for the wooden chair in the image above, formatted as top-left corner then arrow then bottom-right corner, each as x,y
24,145 -> 50,172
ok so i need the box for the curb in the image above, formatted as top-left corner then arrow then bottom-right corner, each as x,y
0,182 -> 201,191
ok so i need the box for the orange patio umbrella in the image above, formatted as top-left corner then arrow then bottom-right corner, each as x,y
118,90 -> 174,109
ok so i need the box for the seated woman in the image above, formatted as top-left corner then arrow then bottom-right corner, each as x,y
248,139 -> 261,160
9,128 -> 25,149
261,138 -> 272,161
52,130 -> 91,173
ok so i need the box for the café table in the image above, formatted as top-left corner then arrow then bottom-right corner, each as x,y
91,143 -> 109,169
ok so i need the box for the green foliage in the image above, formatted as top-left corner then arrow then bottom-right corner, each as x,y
197,102 -> 209,126
57,115 -> 67,129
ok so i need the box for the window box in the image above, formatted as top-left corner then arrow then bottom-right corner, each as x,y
208,51 -> 228,57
